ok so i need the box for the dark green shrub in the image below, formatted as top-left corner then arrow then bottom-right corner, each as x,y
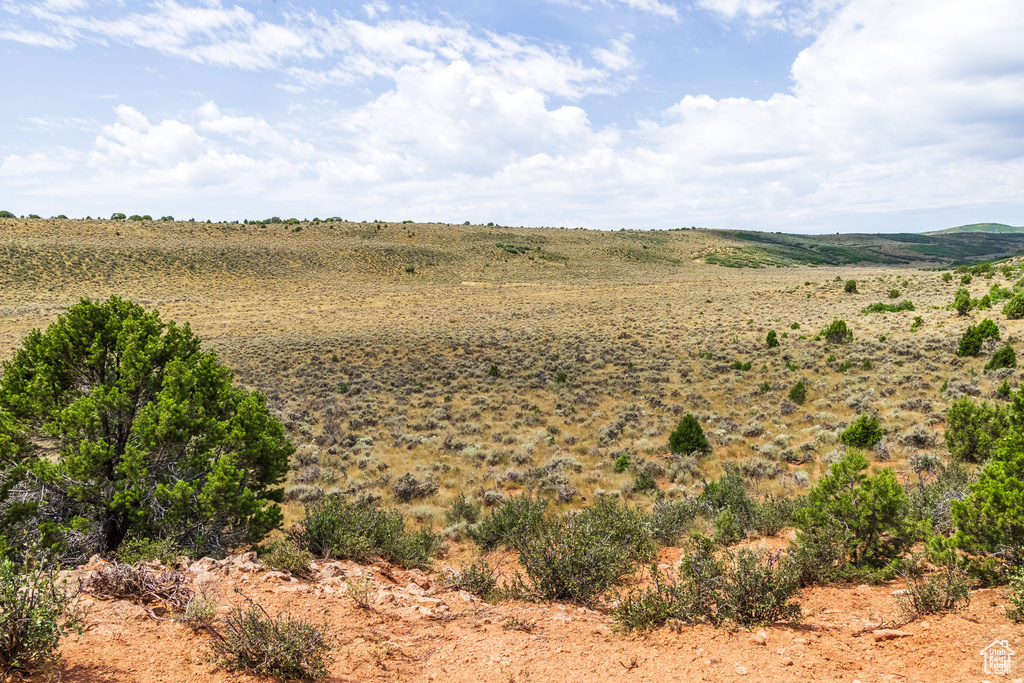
0,548 -> 83,677
788,381 -> 807,404
209,597 -> 333,680
947,401 -> 1024,555
110,212 -> 126,220
759,381 -> 771,394
794,450 -> 919,570
942,272 -> 953,282
613,453 -> 631,473
977,318 -> 1001,339
840,414 -> 883,449
257,536 -> 314,577
956,326 -> 985,357
821,319 -> 852,344
1004,294 -> 1024,319
945,397 -> 1004,463
731,360 -> 752,371
953,287 -> 972,315
487,364 -> 501,378
766,330 -> 779,348
668,414 -> 711,456
887,289 -> 900,298
0,211 -> 13,219
844,279 -> 857,293
961,274 -> 973,284
297,496 -> 442,568
469,494 -> 546,551
986,344 -> 1017,371
514,497 -> 655,603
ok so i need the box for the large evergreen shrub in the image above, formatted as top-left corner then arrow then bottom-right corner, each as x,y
668,414 -> 711,456
0,297 -> 292,562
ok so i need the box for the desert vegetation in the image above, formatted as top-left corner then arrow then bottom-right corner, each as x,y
2,216 -> 1024,681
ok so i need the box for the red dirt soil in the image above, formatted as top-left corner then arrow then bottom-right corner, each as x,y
52,549 -> 1024,683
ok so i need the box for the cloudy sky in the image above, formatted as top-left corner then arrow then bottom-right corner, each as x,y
1,0 -> 1022,232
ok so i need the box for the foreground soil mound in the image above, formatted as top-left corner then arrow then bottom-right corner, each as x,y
61,549 -> 1023,683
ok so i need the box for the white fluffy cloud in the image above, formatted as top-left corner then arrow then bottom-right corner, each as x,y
1,0 -> 1023,230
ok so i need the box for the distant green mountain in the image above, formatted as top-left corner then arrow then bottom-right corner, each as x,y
925,223 -> 1024,235
703,227 -> 1024,268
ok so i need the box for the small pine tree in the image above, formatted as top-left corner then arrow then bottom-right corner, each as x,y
766,330 -> 779,348
669,414 -> 711,456
953,287 -> 972,315
821,319 -> 853,344
840,414 -> 883,449
844,279 -> 857,294
1003,294 -> 1024,320
986,344 -> 1017,372
788,382 -> 807,405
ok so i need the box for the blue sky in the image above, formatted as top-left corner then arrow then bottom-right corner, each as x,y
2,0 -> 1023,233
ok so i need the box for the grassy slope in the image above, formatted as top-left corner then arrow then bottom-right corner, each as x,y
924,222 -> 1024,235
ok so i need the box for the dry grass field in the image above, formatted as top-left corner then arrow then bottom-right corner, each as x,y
2,216 -> 1022,682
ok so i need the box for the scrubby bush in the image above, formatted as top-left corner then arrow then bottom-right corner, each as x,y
1006,566 -> 1024,623
766,330 -> 779,348
953,287 -> 972,315
794,450 -> 919,572
297,496 -> 442,568
470,494 -> 546,551
0,297 -> 292,562
445,557 -> 500,600
445,493 -> 482,525
0,548 -> 83,677
647,498 -> 699,545
668,414 -> 711,456
788,381 -> 807,405
844,279 -> 857,293
956,319 -> 1000,357
611,535 -> 802,631
257,536 -> 314,577
945,397 -> 1004,463
391,472 -> 438,502
821,319 -> 853,344
862,300 -> 914,314
840,414 -> 883,449
208,596 -> 333,680
897,564 -> 970,618
986,344 -> 1017,371
943,272 -> 953,282
514,497 -> 655,603
1003,293 -> 1024,319
0,211 -> 13,219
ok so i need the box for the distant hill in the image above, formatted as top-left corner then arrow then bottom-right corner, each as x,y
925,223 -> 1024,235
701,227 -> 1024,268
